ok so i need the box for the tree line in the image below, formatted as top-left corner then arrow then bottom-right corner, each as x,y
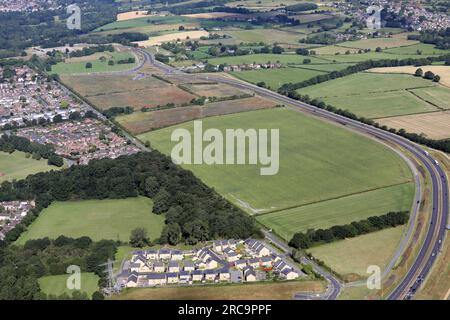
0,151 -> 260,246
289,211 -> 409,249
0,134 -> 64,167
0,235 -> 113,300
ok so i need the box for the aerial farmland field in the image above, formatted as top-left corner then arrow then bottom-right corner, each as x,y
140,108 -> 413,237
50,51 -> 138,75
16,197 -> 165,244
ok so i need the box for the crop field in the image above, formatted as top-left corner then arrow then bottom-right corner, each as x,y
376,111 -> 450,140
114,281 -> 325,300
50,51 -> 138,75
384,43 -> 449,56
217,29 -> 306,45
38,273 -> 99,298
206,53 -> 330,66
0,151 -> 55,183
95,15 -> 194,32
297,72 -> 441,118
133,30 -> 210,47
122,96 -> 276,133
288,63 -> 356,72
16,197 -> 165,244
94,22 -> 201,36
117,10 -> 149,21
317,52 -> 431,63
410,86 -> 450,110
298,73 -> 435,98
61,73 -> 195,110
231,67 -> 327,90
257,182 -> 414,241
87,85 -> 195,110
313,45 -> 362,55
324,90 -> 438,119
308,226 -> 405,280
368,65 -> 450,88
337,37 -> 419,50
141,108 -> 413,223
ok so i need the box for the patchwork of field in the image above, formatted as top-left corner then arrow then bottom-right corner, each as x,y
38,273 -> 99,298
231,68 -> 328,90
16,197 -> 165,244
206,53 -> 330,66
0,151 -> 55,183
61,73 -> 195,110
50,51 -> 138,75
114,281 -> 325,300
298,73 -> 440,118
257,182 -> 414,241
376,111 -> 450,140
308,226 -> 405,280
119,96 -> 276,134
141,108 -> 413,236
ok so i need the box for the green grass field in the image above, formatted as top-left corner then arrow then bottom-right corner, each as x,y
16,197 -> 165,244
50,52 -> 137,75
0,151 -> 55,183
384,43 -> 449,56
297,73 -> 439,118
231,67 -> 327,90
257,182 -> 414,240
308,226 -> 405,279
299,73 -> 435,98
38,273 -> 99,298
206,53 -> 329,66
324,91 -> 439,119
139,108 -> 413,222
95,15 -> 194,31
410,86 -> 450,110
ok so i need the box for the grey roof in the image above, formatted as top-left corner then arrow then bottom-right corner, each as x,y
154,261 -> 164,267
166,272 -> 178,278
261,256 -> 272,262
172,249 -> 182,255
235,259 -> 247,265
192,270 -> 203,275
205,269 -> 217,275
179,271 -> 190,277
147,273 -> 166,280
169,261 -> 179,267
184,261 -> 194,267
248,258 -> 260,264
159,248 -> 171,254
281,268 -> 296,275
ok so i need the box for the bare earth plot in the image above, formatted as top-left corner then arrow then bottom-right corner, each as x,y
375,111 -> 450,140
61,74 -> 195,110
118,96 -> 276,134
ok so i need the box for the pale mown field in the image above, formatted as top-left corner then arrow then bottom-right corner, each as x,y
376,111 -> 450,140
368,66 -> 450,88
133,30 -> 210,47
